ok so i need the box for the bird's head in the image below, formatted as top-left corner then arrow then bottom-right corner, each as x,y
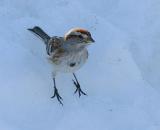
64,28 -> 95,45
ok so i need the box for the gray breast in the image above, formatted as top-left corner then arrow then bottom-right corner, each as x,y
51,48 -> 88,73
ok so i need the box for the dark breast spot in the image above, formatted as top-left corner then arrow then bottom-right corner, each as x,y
70,63 -> 76,67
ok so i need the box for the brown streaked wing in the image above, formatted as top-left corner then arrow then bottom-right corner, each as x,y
47,37 -> 63,55
51,48 -> 67,64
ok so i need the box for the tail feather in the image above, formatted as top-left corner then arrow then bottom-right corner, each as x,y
28,26 -> 50,44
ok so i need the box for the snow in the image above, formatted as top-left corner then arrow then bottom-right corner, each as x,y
0,0 -> 160,129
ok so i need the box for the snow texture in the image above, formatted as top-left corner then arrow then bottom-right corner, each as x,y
0,0 -> 160,130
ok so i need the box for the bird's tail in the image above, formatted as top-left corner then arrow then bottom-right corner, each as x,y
28,26 -> 51,44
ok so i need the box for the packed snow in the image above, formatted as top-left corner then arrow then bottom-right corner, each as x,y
0,0 -> 160,130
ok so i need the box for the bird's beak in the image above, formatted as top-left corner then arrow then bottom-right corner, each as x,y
87,37 -> 95,43
90,37 -> 95,42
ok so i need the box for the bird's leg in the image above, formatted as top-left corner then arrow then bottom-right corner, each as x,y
72,73 -> 87,97
51,78 -> 63,105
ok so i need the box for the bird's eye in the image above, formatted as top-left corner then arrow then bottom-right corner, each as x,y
78,35 -> 83,39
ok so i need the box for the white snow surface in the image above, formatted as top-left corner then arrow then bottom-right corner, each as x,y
0,0 -> 160,130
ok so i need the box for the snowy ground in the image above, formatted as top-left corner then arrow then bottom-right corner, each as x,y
0,0 -> 160,130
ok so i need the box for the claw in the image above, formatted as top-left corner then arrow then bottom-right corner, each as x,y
72,79 -> 87,97
51,87 -> 63,105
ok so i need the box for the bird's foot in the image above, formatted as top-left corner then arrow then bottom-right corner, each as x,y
72,79 -> 87,97
51,87 -> 63,105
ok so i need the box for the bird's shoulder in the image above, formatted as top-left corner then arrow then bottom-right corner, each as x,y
48,36 -> 64,49
46,36 -> 65,55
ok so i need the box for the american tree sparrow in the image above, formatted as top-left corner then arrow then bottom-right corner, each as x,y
28,26 -> 95,105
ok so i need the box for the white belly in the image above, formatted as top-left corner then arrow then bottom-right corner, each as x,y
50,49 -> 88,73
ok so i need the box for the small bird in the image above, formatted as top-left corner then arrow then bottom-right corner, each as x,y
28,26 -> 95,105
